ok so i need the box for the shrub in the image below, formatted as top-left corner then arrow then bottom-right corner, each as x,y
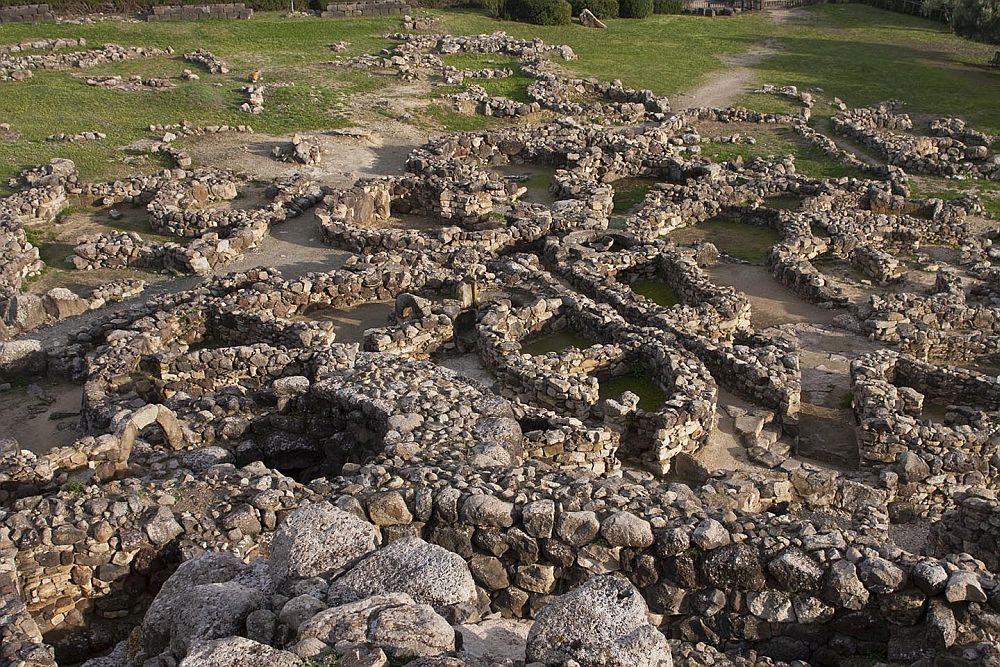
950,0 -> 1000,44
479,0 -> 506,17
618,0 -> 652,17
504,0 -> 572,24
653,0 -> 682,13
572,0 -> 618,18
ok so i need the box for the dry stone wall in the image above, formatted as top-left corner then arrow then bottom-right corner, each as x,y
147,3 -> 253,21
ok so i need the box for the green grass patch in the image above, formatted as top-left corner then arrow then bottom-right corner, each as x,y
434,9 -> 774,98
750,4 -> 1000,134
521,329 -> 595,355
611,177 -> 654,214
699,125 -> 866,179
440,53 -> 533,103
0,14 -> 397,183
1,5 -> 997,187
598,367 -> 667,411
419,103 -> 500,132
629,277 -> 680,307
671,216 -> 780,264
910,176 -> 1000,219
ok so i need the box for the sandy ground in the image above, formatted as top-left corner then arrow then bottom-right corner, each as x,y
674,42 -> 780,110
673,8 -> 821,110
696,387 -> 759,474
438,353 -> 498,390
294,301 -> 395,344
225,209 -> 353,279
0,381 -> 83,455
708,263 -> 839,329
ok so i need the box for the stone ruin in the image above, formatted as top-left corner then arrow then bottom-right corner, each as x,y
1,23 -> 1000,667
147,3 -> 253,21
272,134 -> 323,166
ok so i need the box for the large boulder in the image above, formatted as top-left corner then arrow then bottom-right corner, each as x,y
3,294 -> 46,331
525,574 -> 672,667
179,637 -> 301,667
0,339 -> 46,381
298,592 -> 454,659
41,287 -> 90,320
579,8 -> 607,28
269,502 -> 378,584
140,554 -> 269,659
326,537 -> 478,616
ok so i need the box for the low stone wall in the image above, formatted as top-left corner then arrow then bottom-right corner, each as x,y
148,3 -> 253,21
851,350 -> 1000,517
930,494 -> 1000,571
364,313 -> 455,358
832,103 -> 1000,180
321,0 -> 411,17
0,4 -> 53,23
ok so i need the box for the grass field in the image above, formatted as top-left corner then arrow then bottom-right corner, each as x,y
0,5 -> 997,187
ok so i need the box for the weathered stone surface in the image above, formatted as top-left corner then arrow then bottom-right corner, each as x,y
600,511 -> 653,548
326,537 -> 478,611
526,574 -> 672,667
269,503 -> 378,583
701,543 -> 764,591
179,637 -> 301,667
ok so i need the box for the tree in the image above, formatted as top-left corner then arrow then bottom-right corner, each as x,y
922,0 -> 957,22
950,0 -> 1000,44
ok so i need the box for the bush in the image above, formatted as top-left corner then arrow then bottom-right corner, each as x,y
618,0 -> 652,17
950,0 -> 1000,44
504,0 -> 572,24
479,0 -> 506,17
653,0 -> 682,13
571,0 -> 618,18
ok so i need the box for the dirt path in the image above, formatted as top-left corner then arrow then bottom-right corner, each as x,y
674,42 -> 779,110
674,9 -> 808,110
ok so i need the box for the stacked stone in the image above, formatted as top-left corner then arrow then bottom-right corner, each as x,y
0,4 -> 54,23
183,49 -> 229,74
272,134 -> 322,166
0,37 -> 85,54
402,13 -> 441,29
447,83 -> 541,118
240,84 -> 264,114
364,313 -> 455,358
832,104 -> 1000,179
321,0 -> 411,17
440,65 -> 513,85
930,493 -> 1000,571
45,131 -> 107,142
556,237 -> 751,338
860,287 -> 1000,361
850,246 -> 906,284
930,116 -> 994,146
1,463 -> 315,661
89,279 -> 147,307
792,121 -> 893,177
0,44 -> 172,83
148,121 -> 254,138
524,64 -> 672,123
0,596 -> 55,667
72,230 -> 173,271
851,350 -> 1000,517
148,3 -> 253,20
146,172 -> 241,237
80,75 -> 175,91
